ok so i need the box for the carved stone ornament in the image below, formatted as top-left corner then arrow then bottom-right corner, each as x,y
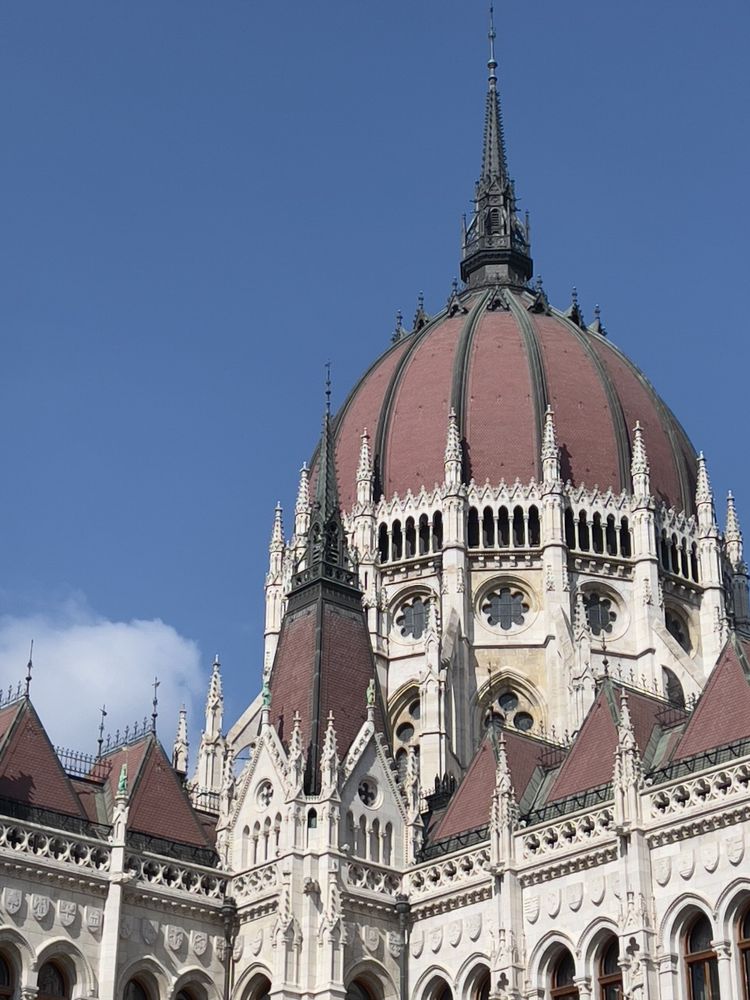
727,833 -> 745,866
545,888 -> 561,918
678,848 -> 695,880
142,918 -> 158,945
31,894 -> 50,922
701,842 -> 719,873
654,857 -> 672,886
167,925 -> 185,951
467,914 -> 482,941
233,937 -> 244,961
4,888 -> 22,916
448,920 -> 462,947
86,906 -> 103,932
566,882 -> 583,912
364,926 -> 379,954
192,931 -> 208,957
215,937 -> 227,961
387,931 -> 403,959
429,926 -> 443,953
410,931 -> 424,958
250,929 -> 263,956
524,894 -> 540,924
590,875 -> 606,905
120,915 -> 135,940
58,900 -> 76,927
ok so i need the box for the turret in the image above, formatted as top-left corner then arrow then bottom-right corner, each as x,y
264,503 -> 286,671
489,730 -> 517,869
613,688 -> 643,831
695,453 -> 726,664
293,464 -> 311,548
726,492 -> 750,631
192,655 -> 227,811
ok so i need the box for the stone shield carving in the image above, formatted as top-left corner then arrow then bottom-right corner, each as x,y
410,931 -> 424,958
524,894 -> 540,924
429,927 -> 443,953
58,900 -> 76,927
86,906 -> 103,932
120,915 -> 135,940
654,857 -> 672,886
566,883 -> 583,912
4,889 -> 22,916
727,833 -> 745,866
364,926 -> 379,954
545,888 -> 561,918
590,875 -> 606,905
448,920 -> 462,947
142,919 -> 158,945
167,925 -> 184,950
31,894 -> 49,921
233,938 -> 244,961
467,914 -> 482,941
193,931 -> 208,957
678,849 -> 695,880
387,932 -> 403,959
250,929 -> 263,956
701,842 -> 719,873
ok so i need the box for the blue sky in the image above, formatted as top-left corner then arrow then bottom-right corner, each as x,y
1,1 -> 748,751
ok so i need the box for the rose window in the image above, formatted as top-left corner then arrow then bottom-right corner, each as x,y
486,688 -> 536,733
584,592 -> 617,635
396,597 -> 429,639
482,588 -> 529,630
357,780 -> 377,806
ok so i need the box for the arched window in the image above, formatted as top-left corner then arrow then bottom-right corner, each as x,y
432,512 -> 443,551
550,950 -> 578,999
513,506 -> 526,547
660,530 -> 670,570
684,914 -> 720,1000
606,515 -> 618,556
565,508 -> 576,549
620,517 -> 632,558
498,506 -> 510,547
662,666 -> 686,708
739,904 -> 750,999
665,610 -> 690,652
345,982 -> 376,1000
670,535 -> 679,575
124,982 -> 150,1000
0,956 -> 15,1000
528,505 -> 541,546
38,964 -> 69,1000
243,975 -> 272,1000
405,518 -> 416,558
597,938 -> 623,1000
592,513 -> 604,554
482,507 -> 495,547
392,520 -> 403,561
473,970 -> 490,1000
577,511 -> 590,552
176,991 -> 199,1000
691,543 -> 700,582
419,514 -> 431,554
467,507 -> 479,548
378,523 -> 389,563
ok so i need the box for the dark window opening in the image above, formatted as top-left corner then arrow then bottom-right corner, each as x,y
528,505 -> 541,546
467,507 -> 479,548
584,592 -> 617,635
482,588 -> 529,630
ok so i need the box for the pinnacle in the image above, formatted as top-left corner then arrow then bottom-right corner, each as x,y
696,452 -> 713,505
295,464 -> 310,513
271,502 -> 284,549
357,428 -> 372,481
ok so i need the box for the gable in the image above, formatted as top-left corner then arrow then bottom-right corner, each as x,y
127,742 -> 212,849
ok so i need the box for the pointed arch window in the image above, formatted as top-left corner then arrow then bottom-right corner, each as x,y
550,950 -> 578,999
38,963 -> 69,1000
739,904 -> 750,999
597,938 -> 623,1000
0,956 -> 15,1000
684,914 -> 720,1000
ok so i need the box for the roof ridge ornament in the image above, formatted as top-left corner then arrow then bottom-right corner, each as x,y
391,310 -> 406,343
412,292 -> 429,332
527,276 -> 550,314
564,286 -> 585,328
486,285 -> 509,311
446,278 -> 468,317
588,303 -> 607,337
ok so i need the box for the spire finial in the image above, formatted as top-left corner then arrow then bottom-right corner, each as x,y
726,491 -> 744,566
325,361 -> 332,416
488,4 -> 497,75
97,704 -> 107,758
24,640 -> 33,698
542,405 -> 560,483
151,676 -> 160,734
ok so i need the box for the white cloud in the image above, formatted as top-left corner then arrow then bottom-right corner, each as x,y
0,595 -> 205,755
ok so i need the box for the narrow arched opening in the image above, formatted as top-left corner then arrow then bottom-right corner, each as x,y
38,962 -> 70,1000
550,949 -> 578,999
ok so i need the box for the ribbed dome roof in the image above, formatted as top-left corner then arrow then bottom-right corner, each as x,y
329,287 -> 697,513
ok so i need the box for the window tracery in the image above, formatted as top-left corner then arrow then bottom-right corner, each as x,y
684,913 -> 720,1000
396,597 -> 430,639
550,950 -> 578,999
584,592 -> 617,635
393,694 -> 420,780
597,937 -> 623,1000
482,588 -> 529,630
485,686 -> 536,733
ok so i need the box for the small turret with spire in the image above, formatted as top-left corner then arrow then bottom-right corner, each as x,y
192,654 -> 227,812
444,407 -> 462,490
172,706 -> 189,777
461,6 -> 532,289
541,405 -> 560,484
630,422 -> 651,500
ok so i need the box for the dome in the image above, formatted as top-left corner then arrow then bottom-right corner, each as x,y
329,286 -> 697,513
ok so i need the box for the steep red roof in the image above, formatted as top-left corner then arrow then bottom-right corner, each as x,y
672,638 -> 750,760
0,700 -> 86,818
432,729 -> 548,841
546,682 -> 666,802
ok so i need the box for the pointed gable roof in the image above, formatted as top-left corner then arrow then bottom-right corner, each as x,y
431,729 -> 548,842
103,736 -> 212,850
672,637 -> 750,760
546,680 -> 666,802
0,699 -> 87,818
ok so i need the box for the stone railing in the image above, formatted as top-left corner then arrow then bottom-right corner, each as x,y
0,817 -> 111,873
233,860 -> 278,901
125,853 -> 227,899
406,845 -> 491,899
344,859 -> 402,899
648,760 -> 750,820
520,806 -> 615,860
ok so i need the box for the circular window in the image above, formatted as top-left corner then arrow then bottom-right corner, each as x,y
482,588 -> 529,630
396,722 -> 415,742
498,692 -> 519,712
395,597 -> 430,639
357,779 -> 378,807
584,592 -> 617,635
256,781 -> 274,809
514,712 -> 534,732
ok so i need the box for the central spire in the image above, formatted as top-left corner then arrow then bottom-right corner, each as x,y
461,6 -> 533,289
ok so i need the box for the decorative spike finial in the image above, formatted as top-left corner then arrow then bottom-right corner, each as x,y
696,452 -> 717,533
391,310 -> 405,343
412,291 -> 428,332
24,640 -> 33,698
320,710 -> 339,795
726,492 -> 744,566
325,361 -> 332,415
541,405 -> 560,483
444,407 -> 462,489
97,704 -> 107,758
151,676 -> 160,734
631,421 -> 651,498
271,502 -> 284,549
172,705 -> 189,775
